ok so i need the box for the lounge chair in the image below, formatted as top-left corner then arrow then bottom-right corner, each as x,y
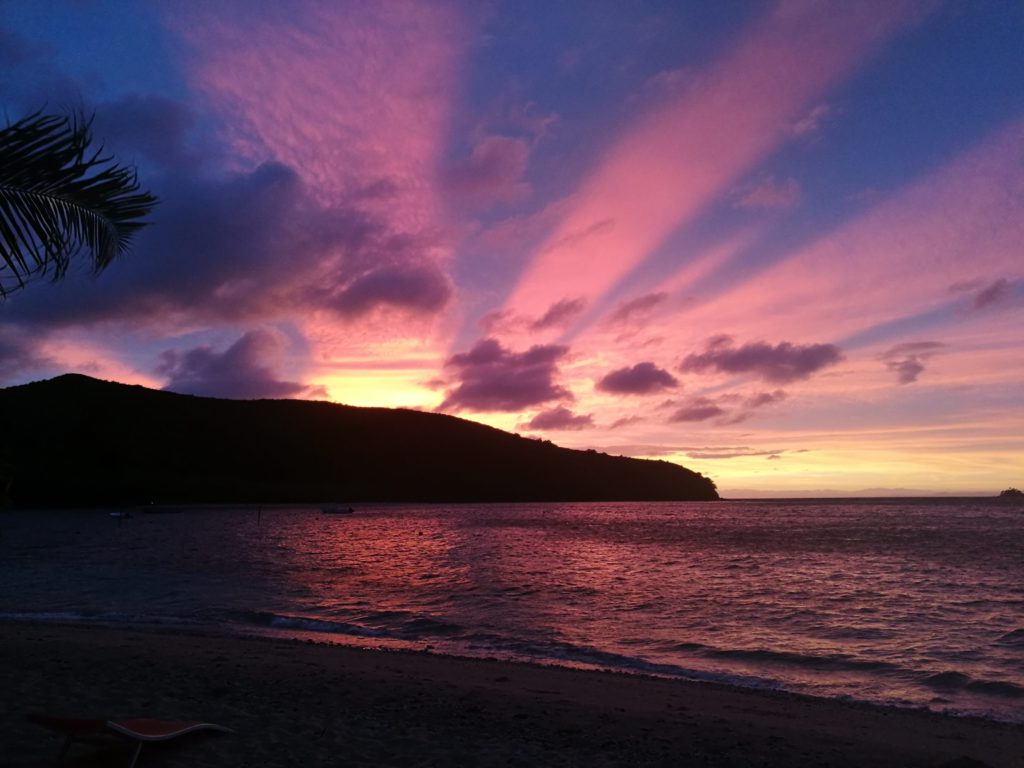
29,714 -> 232,767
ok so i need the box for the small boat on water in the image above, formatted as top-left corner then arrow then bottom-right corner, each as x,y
321,505 -> 354,515
109,510 -> 133,519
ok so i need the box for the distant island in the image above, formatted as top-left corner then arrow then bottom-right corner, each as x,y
0,374 -> 718,506
999,487 -> 1023,498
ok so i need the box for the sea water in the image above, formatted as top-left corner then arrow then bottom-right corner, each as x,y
1,500 -> 1022,722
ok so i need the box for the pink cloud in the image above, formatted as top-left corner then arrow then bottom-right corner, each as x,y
502,1 -> 929,322
177,1 -> 465,201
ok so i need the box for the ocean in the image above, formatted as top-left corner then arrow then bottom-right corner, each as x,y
2,499 -> 1022,722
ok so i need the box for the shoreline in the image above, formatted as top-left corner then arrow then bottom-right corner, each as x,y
4,613 -> 1019,726
2,621 -> 1021,767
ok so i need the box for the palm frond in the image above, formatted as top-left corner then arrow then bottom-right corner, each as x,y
0,111 -> 158,297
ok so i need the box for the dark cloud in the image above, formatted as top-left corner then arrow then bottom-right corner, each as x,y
1,77 -> 455,332
669,397 -> 725,422
972,278 -> 1011,310
445,135 -> 530,205
680,335 -> 843,383
596,362 -> 678,395
157,329 -> 324,400
520,406 -> 593,431
531,297 -> 586,331
0,26 -> 82,113
5,151 -> 450,330
606,292 -> 667,325
92,94 -> 201,172
4,161 -> 333,327
440,338 -> 570,412
880,341 -> 945,384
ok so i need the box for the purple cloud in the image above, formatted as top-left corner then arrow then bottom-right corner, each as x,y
680,335 -> 843,383
440,338 -> 570,412
670,398 -> 725,422
685,446 -> 785,459
745,389 -> 788,409
157,329 -> 325,400
606,292 -> 668,325
0,327 -> 52,381
597,362 -> 678,395
520,406 -> 593,431
880,341 -> 945,384
327,262 -> 451,317
972,278 -> 1011,310
609,415 -> 645,429
531,297 -> 587,331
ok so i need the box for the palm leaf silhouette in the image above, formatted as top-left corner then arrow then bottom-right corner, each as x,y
0,111 -> 157,297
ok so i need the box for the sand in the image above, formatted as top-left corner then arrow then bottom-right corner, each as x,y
1,622 -> 1021,767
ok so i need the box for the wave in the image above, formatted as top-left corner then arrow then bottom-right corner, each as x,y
706,647 -> 901,673
454,632 -> 780,689
922,671 -> 1024,699
235,610 -> 464,641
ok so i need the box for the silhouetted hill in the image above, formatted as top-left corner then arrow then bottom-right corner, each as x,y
0,374 -> 718,505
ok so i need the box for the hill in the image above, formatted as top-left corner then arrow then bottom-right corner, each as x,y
0,374 -> 717,505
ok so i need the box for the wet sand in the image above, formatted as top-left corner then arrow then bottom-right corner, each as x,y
1,622 -> 1021,767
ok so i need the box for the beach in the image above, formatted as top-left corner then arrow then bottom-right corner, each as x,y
2,623 -> 1021,767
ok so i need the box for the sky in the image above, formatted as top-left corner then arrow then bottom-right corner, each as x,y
1,0 -> 1022,496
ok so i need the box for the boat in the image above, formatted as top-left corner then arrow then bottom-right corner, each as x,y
321,505 -> 354,515
109,510 -> 133,519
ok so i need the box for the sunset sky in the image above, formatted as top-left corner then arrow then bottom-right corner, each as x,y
2,1 -> 1022,496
